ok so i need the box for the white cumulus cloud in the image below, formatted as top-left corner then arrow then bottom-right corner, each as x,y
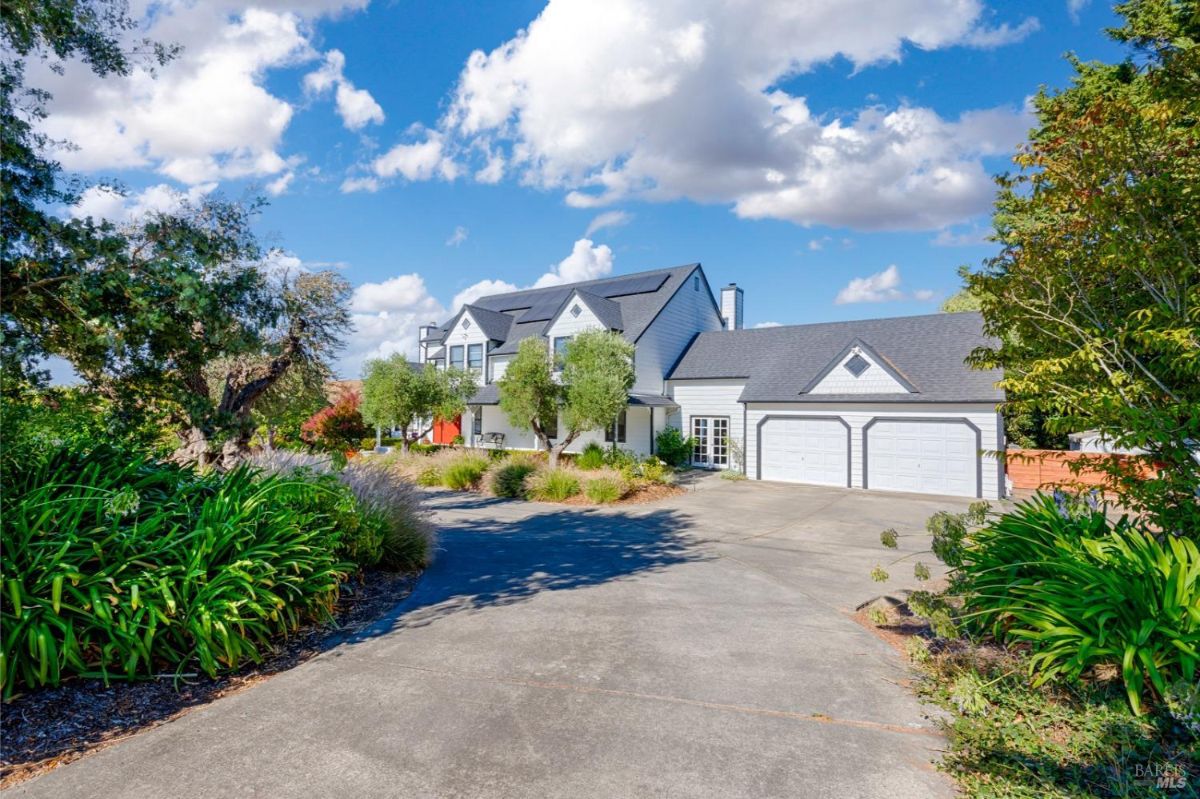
367,0 -> 1035,231
33,2 -> 369,187
70,182 -> 217,223
834,264 -> 934,304
304,49 -> 385,130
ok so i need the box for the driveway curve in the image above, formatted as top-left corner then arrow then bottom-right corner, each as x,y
8,480 -> 968,799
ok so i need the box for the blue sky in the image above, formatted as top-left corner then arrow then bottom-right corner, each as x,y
41,0 -> 1127,377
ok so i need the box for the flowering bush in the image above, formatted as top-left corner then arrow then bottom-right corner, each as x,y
301,391 -> 370,455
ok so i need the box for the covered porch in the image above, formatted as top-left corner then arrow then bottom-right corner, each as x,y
464,393 -> 678,457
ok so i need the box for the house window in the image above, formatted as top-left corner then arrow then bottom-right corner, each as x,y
570,304 -> 581,318
467,343 -> 483,373
844,353 -> 871,378
544,412 -> 558,439
553,336 -> 572,365
462,318 -> 471,330
472,408 -> 482,436
693,275 -> 700,291
605,409 -> 627,443
449,345 -> 464,369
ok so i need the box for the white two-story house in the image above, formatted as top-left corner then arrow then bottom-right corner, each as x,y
417,263 -> 1006,499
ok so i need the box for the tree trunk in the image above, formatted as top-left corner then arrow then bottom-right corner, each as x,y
172,426 -> 215,468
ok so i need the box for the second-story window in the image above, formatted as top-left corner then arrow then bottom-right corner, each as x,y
553,336 -> 571,367
467,343 -> 483,373
449,345 -> 465,369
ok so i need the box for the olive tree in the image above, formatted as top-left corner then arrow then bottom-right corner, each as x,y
360,355 -> 476,452
498,330 -> 634,467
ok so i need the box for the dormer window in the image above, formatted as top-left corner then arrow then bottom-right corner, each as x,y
844,353 -> 871,378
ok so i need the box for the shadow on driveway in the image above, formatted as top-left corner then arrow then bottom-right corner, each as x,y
341,498 -> 707,642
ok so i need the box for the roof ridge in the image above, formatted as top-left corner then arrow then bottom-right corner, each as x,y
700,310 -> 982,335
469,262 -> 699,304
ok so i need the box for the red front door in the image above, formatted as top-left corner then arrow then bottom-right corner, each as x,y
432,415 -> 462,445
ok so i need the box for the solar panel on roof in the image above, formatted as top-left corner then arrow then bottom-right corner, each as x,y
599,273 -> 669,298
517,290 -> 570,323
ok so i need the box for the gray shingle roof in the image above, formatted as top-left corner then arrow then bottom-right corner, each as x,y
668,312 -> 1003,403
432,263 -> 708,359
461,305 -> 514,342
571,289 -> 624,331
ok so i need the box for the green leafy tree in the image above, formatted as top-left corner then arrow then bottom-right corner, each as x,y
0,3 -> 350,467
1,0 -> 177,384
360,356 -> 477,452
965,0 -> 1199,534
242,359 -> 331,450
498,330 -> 635,467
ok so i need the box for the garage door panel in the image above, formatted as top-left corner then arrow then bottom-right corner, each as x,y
760,417 -> 848,487
866,420 -> 979,498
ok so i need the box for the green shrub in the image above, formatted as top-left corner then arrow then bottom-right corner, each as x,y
577,442 -> 606,470
526,468 -> 581,502
630,455 -> 674,485
0,447 -> 350,697
408,442 -> 441,454
584,475 -> 626,503
491,460 -> 538,498
416,465 -> 443,486
654,426 -> 694,467
959,495 -> 1199,715
442,454 -> 489,490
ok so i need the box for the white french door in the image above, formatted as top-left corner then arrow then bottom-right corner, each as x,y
691,417 -> 730,468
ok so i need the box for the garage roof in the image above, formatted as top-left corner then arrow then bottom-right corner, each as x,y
668,312 -> 1003,404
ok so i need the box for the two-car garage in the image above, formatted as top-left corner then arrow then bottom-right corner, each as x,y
751,412 -> 996,499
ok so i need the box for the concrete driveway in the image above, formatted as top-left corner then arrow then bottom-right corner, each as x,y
9,479 -> 974,799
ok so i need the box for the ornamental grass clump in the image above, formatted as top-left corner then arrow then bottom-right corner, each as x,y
0,446 -> 351,698
340,461 -> 436,570
489,455 -> 540,499
576,442 -> 606,470
584,474 -> 626,504
441,453 -> 490,490
525,468 -> 581,502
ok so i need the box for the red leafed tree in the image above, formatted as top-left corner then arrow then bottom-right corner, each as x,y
301,391 -> 370,455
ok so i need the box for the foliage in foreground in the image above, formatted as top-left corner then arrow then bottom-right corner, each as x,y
0,447 -> 351,697
877,494 -> 1200,716
913,645 -> 1197,798
961,496 -> 1199,715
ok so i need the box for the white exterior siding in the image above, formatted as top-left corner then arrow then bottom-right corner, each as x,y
807,349 -> 909,395
667,379 -> 747,470
634,270 -> 724,394
744,403 -> 1003,498
544,292 -> 606,341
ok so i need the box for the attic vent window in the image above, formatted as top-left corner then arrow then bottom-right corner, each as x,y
844,353 -> 871,378
570,304 -> 582,318
462,318 -> 471,329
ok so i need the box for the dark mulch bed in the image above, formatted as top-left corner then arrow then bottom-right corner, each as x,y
0,568 -> 418,788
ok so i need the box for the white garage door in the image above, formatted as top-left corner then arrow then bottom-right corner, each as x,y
866,420 -> 978,497
759,417 -> 848,486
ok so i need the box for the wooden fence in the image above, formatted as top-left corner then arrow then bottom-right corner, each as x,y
1006,448 -> 1158,494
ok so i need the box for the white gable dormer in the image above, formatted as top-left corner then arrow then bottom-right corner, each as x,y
544,291 -> 607,339
445,308 -> 489,377
805,340 -> 916,395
